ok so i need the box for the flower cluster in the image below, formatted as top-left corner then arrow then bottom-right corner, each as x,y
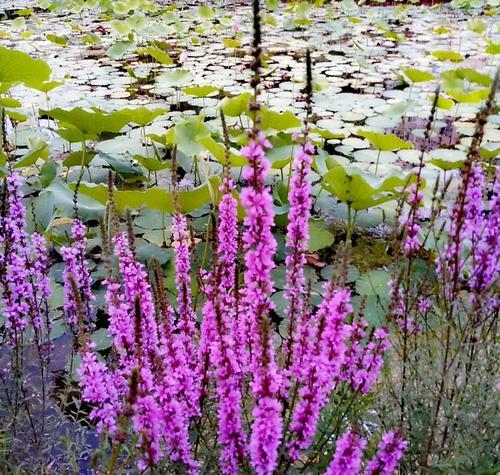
71,126 -> 396,473
437,164 -> 499,313
0,173 -> 51,344
61,219 -> 95,328
325,428 -> 407,475
78,231 -> 197,472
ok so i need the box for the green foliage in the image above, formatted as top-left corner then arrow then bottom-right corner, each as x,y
401,67 -> 435,83
357,130 -> 414,151
0,47 -> 51,92
431,49 -> 464,62
322,165 -> 417,211
41,107 -> 132,141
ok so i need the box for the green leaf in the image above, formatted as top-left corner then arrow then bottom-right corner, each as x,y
91,328 -> 112,351
198,5 -> 215,19
432,26 -> 452,35
219,92 -> 252,117
109,20 -> 131,37
119,107 -> 168,127
134,154 -> 171,172
322,165 -> 415,211
427,158 -> 464,170
183,85 -> 219,97
63,150 -> 97,167
136,45 -> 173,65
357,130 -> 413,151
43,179 -> 105,220
485,40 -> 500,55
0,97 -> 21,108
99,152 -> 143,177
158,69 -> 193,87
310,128 -> 346,140
34,192 -> 55,230
355,269 -> 391,297
41,107 -> 131,140
14,138 -> 49,168
33,80 -> 63,93
106,41 -> 132,59
198,136 -> 247,167
0,46 -> 51,91
431,49 -> 464,62
402,67 -> 435,83
266,144 -> 293,169
173,116 -> 210,155
40,159 -> 58,187
46,33 -> 69,47
77,177 -> 220,214
467,18 -> 486,34
430,94 -> 455,110
258,108 -> 301,131
308,222 -> 334,252
441,68 -> 492,87
445,88 -> 489,103
223,38 -> 242,49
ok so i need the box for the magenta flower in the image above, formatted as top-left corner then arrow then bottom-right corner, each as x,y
61,219 -> 95,327
240,132 -> 283,474
78,341 -> 121,435
0,173 -> 51,343
325,429 -> 367,475
364,430 -> 407,475
283,142 -> 314,388
288,286 -> 351,459
200,178 -> 248,473
172,212 -> 200,415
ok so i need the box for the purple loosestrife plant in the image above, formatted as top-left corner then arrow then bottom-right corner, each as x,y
283,141 -> 314,387
200,176 -> 247,474
0,173 -> 51,345
364,430 -> 407,475
324,429 -> 367,475
287,285 -> 351,460
61,219 -> 95,328
78,231 -> 196,472
172,212 -> 201,415
240,131 -> 283,475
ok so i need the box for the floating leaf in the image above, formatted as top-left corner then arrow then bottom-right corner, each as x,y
107,41 -> 133,59
183,85 -> 219,97
357,130 -> 413,151
0,46 -> 51,92
46,33 -> 68,47
445,88 -> 489,103
308,222 -> 334,252
134,154 -> 171,172
136,45 -> 173,65
41,107 -> 131,141
402,67 -> 435,83
223,38 -> 242,49
158,69 -> 193,87
431,50 -> 464,62
258,108 -> 301,131
219,92 -> 252,116
119,107 -> 168,127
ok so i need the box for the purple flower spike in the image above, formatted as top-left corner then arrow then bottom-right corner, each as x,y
325,429 -> 367,475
